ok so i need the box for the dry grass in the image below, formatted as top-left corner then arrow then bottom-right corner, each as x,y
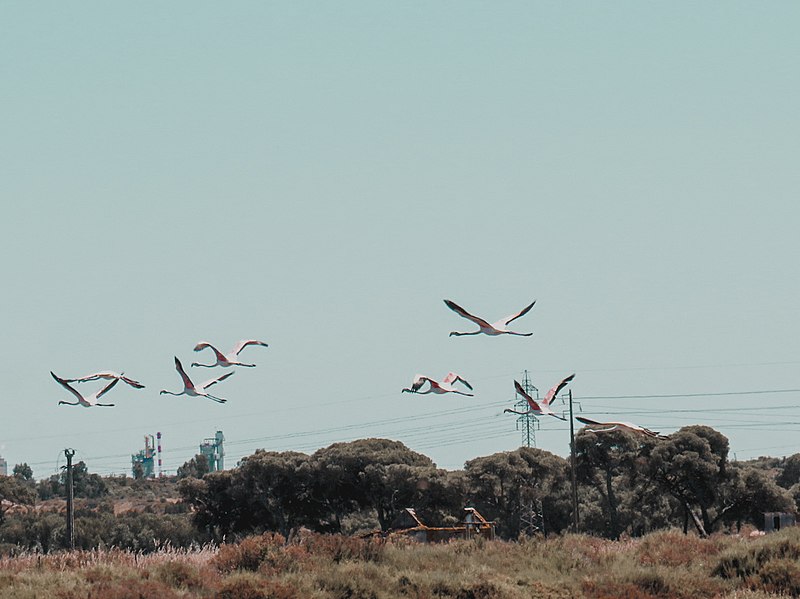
1,529 -> 798,598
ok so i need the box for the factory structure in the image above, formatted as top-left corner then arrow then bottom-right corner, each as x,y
200,431 -> 225,472
131,433 -> 163,478
130,430 -> 224,477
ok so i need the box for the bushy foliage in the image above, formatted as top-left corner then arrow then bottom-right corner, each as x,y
465,447 -> 571,538
3,429 -> 798,557
0,528 -> 800,598
776,453 -> 800,488
713,528 -> 800,581
177,454 -> 211,480
214,532 -> 287,573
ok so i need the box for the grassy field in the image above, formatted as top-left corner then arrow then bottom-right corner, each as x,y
1,527 -> 799,598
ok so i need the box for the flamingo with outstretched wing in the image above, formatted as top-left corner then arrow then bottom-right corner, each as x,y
191,340 -> 269,368
444,299 -> 535,337
402,372 -> 474,396
161,357 -> 234,403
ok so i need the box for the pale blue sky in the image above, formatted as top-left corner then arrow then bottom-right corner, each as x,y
2,2 -> 799,476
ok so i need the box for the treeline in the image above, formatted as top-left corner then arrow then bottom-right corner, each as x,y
2,425 -> 800,553
178,426 -> 800,541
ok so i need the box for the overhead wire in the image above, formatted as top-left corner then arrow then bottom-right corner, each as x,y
23,373 -> 800,475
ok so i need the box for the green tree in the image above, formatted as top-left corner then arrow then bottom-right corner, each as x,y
465,447 -> 571,538
720,466 -> 794,531
177,454 -> 210,480
644,425 -> 731,537
69,461 -> 108,498
0,476 -> 36,526
776,454 -> 800,489
12,463 -> 33,482
132,461 -> 145,481
310,439 -> 433,532
576,427 -> 640,539
232,450 -> 318,536
179,471 -> 237,541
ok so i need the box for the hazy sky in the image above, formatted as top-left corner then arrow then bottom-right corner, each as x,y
2,2 -> 799,477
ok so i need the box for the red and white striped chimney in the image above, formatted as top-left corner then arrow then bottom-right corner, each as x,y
157,431 -> 163,477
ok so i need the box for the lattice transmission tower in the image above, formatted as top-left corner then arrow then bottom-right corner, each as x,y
510,370 -> 540,447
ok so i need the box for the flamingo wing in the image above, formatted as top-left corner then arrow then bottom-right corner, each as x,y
443,300 -> 492,329
231,339 -> 269,355
442,372 -> 472,389
201,371 -> 234,390
95,376 -> 121,400
64,371 -> 115,383
577,417 -> 663,438
174,357 -> 195,389
499,300 -> 536,326
406,374 -> 430,393
67,371 -> 145,389
51,372 -> 85,403
119,374 -> 145,389
193,342 -> 227,362
451,373 -> 473,390
543,373 -> 575,405
514,380 -> 542,412
426,377 -> 446,391
617,422 -> 663,438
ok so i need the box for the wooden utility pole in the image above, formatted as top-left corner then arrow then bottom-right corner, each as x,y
64,448 -> 75,550
568,390 -> 579,532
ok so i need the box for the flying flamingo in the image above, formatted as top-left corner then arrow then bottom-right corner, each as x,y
444,299 -> 535,337
160,357 -> 234,403
576,416 -> 669,440
62,371 -> 145,389
191,340 -> 269,368
402,372 -> 474,396
52,372 -> 120,407
503,374 -> 575,420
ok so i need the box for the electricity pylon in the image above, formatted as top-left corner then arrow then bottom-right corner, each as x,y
511,370 -> 540,447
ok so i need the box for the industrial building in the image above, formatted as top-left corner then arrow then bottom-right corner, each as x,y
131,432 -> 163,478
200,431 -> 225,471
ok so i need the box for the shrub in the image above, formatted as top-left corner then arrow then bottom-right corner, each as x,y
636,530 -> 721,567
294,532 -> 385,563
57,579 -> 183,599
751,558 -> 800,595
153,560 -> 204,591
714,532 -> 800,579
215,572 -> 297,599
213,532 -> 286,573
581,579 -> 658,599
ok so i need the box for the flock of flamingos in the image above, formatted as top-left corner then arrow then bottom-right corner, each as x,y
50,299 -> 668,440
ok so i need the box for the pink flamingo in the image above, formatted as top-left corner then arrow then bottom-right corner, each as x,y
444,299 -> 535,337
160,357 -> 234,403
52,372 -> 120,407
576,416 -> 669,440
62,371 -> 145,389
504,374 -> 575,420
402,372 -> 474,396
191,340 -> 269,368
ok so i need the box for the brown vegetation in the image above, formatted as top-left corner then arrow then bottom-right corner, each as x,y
1,528 -> 799,598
